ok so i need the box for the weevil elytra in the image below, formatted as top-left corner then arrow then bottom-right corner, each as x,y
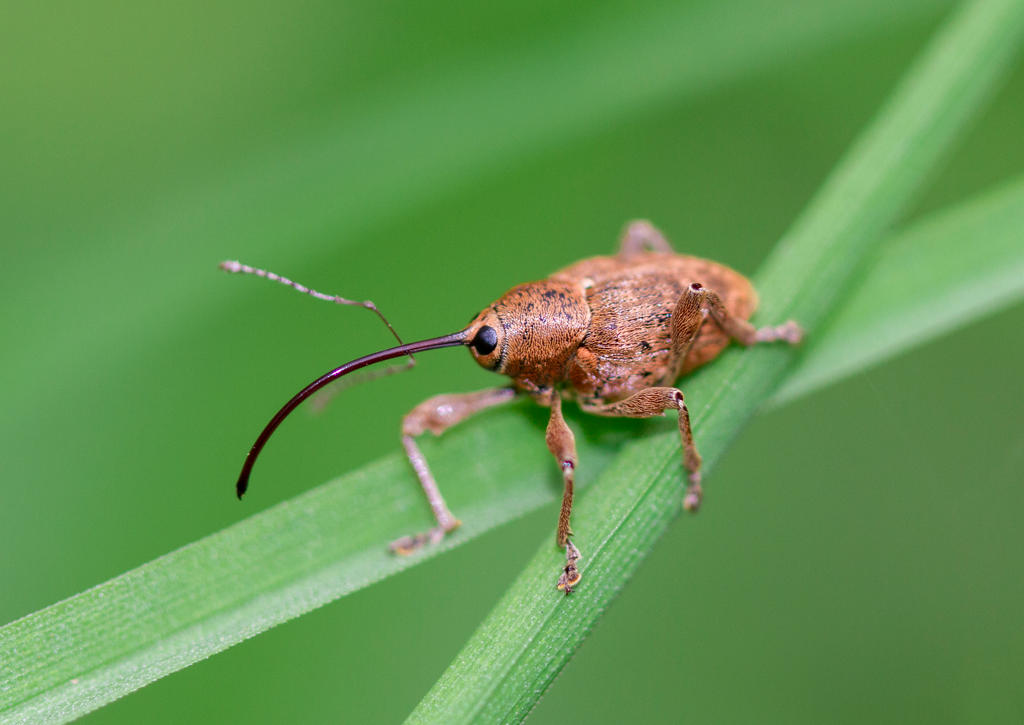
223,221 -> 802,593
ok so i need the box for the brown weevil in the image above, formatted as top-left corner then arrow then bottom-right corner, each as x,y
223,220 -> 802,593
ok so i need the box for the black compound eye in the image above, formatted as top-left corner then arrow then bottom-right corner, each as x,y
471,325 -> 498,355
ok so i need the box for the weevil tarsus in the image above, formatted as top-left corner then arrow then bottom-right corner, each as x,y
557,539 -> 582,594
227,220 -> 803,595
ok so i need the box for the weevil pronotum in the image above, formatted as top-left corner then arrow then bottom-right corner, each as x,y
223,221 -> 802,593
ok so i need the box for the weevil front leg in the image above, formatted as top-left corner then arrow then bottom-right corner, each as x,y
390,387 -> 517,554
545,393 -> 582,593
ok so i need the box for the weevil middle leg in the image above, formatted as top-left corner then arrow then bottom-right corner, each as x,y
582,386 -> 702,508
390,387 -> 517,554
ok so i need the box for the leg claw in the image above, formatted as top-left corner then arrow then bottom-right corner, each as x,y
389,520 -> 460,555
556,540 -> 582,594
756,320 -> 803,344
683,476 -> 703,513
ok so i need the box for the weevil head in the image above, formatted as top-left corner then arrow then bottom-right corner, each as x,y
465,280 -> 589,389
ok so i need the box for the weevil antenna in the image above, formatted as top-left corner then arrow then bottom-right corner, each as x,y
219,259 -> 409,351
234,330 -> 469,499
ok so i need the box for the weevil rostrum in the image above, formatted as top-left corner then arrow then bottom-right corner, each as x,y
223,221 -> 802,593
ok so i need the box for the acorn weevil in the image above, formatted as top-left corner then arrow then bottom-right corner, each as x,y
223,220 -> 802,593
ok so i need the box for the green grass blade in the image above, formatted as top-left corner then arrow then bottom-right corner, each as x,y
771,173 -> 1024,405
406,1 -> 1024,722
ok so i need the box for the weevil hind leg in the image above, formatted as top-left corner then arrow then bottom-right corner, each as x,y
389,387 -> 517,555
698,284 -> 803,346
545,393 -> 582,593
618,220 -> 674,257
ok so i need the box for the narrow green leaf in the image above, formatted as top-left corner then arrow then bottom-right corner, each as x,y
771,173 -> 1024,405
407,1 -> 1024,722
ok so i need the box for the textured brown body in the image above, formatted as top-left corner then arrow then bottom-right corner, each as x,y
469,252 -> 757,406
555,252 -> 757,403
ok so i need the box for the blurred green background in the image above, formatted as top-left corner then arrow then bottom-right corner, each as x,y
3,0 -> 1023,722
